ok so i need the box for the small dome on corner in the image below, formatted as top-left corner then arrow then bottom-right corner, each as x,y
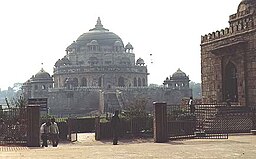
172,68 -> 187,78
34,68 -> 52,80
125,42 -> 133,49
136,58 -> 145,65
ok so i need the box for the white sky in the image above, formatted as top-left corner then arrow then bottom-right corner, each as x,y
0,0 -> 242,90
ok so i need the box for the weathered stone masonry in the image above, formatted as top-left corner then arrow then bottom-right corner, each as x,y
201,0 -> 256,106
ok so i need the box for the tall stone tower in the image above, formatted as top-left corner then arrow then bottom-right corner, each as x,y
201,0 -> 256,106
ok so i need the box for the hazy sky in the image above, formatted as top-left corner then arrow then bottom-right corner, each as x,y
0,0 -> 242,90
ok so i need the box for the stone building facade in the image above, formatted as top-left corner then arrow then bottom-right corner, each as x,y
23,18 -> 192,116
201,0 -> 256,106
54,17 -> 147,89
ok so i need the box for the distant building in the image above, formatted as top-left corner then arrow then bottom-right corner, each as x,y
201,0 -> 256,106
22,18 -> 192,116
163,68 -> 190,90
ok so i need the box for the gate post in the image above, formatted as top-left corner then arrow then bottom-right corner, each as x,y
95,116 -> 100,140
153,102 -> 168,143
27,105 -> 40,147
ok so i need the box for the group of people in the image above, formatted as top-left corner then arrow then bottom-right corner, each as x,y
40,118 -> 59,147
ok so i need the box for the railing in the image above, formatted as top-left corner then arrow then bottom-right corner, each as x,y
166,104 -> 196,140
95,116 -> 153,140
0,107 -> 27,145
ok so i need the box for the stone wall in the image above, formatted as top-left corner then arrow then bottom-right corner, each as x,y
47,87 -> 192,116
118,87 -> 192,111
48,88 -> 100,116
201,2 -> 256,106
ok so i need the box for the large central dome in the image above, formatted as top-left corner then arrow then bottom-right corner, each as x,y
76,17 -> 124,47
238,0 -> 256,12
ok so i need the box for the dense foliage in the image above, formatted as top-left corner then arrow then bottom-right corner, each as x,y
122,98 -> 149,120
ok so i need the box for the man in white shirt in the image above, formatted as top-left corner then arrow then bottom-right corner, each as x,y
189,97 -> 195,114
40,121 -> 51,147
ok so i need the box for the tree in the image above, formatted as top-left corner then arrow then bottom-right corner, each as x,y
14,96 -> 27,108
0,83 -> 22,105
189,81 -> 202,99
122,98 -> 148,120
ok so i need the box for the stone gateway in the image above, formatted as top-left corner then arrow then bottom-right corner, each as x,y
201,0 -> 256,106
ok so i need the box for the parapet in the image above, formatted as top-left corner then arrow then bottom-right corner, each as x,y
201,8 -> 255,44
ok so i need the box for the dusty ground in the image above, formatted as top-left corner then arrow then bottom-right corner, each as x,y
1,133 -> 256,159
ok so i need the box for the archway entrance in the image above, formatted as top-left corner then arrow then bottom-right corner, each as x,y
118,77 -> 125,87
224,62 -> 238,102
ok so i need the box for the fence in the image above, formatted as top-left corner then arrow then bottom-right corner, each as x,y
194,104 -> 228,139
199,106 -> 256,133
166,103 -> 256,140
0,107 -> 27,145
166,104 -> 196,140
95,117 -> 153,140
51,117 -> 97,142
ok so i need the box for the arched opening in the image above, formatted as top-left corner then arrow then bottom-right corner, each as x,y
142,78 -> 146,86
73,78 -> 78,87
64,78 -> 68,87
224,62 -> 238,102
138,78 -> 142,87
133,78 -> 137,87
98,77 -> 102,87
118,77 -> 125,87
81,77 -> 87,87
88,57 -> 99,66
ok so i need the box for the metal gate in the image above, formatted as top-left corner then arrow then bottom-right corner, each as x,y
167,104 -> 196,140
194,104 -> 228,139
67,118 -> 78,142
167,104 -> 228,140
0,106 -> 27,145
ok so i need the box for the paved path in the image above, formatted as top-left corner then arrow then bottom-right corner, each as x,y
1,133 -> 256,159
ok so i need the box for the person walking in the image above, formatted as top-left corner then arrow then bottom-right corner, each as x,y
111,110 -> 120,145
50,118 -> 59,147
40,121 -> 51,147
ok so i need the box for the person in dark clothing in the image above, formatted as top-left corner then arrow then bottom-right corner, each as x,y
50,118 -> 59,147
111,110 -> 120,145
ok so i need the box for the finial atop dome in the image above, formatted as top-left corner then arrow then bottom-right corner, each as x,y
40,63 -> 45,72
89,17 -> 109,31
95,17 -> 103,29
40,68 -> 45,72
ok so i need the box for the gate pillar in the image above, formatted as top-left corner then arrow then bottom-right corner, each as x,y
95,116 -> 100,140
27,105 -> 40,147
153,102 -> 168,143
